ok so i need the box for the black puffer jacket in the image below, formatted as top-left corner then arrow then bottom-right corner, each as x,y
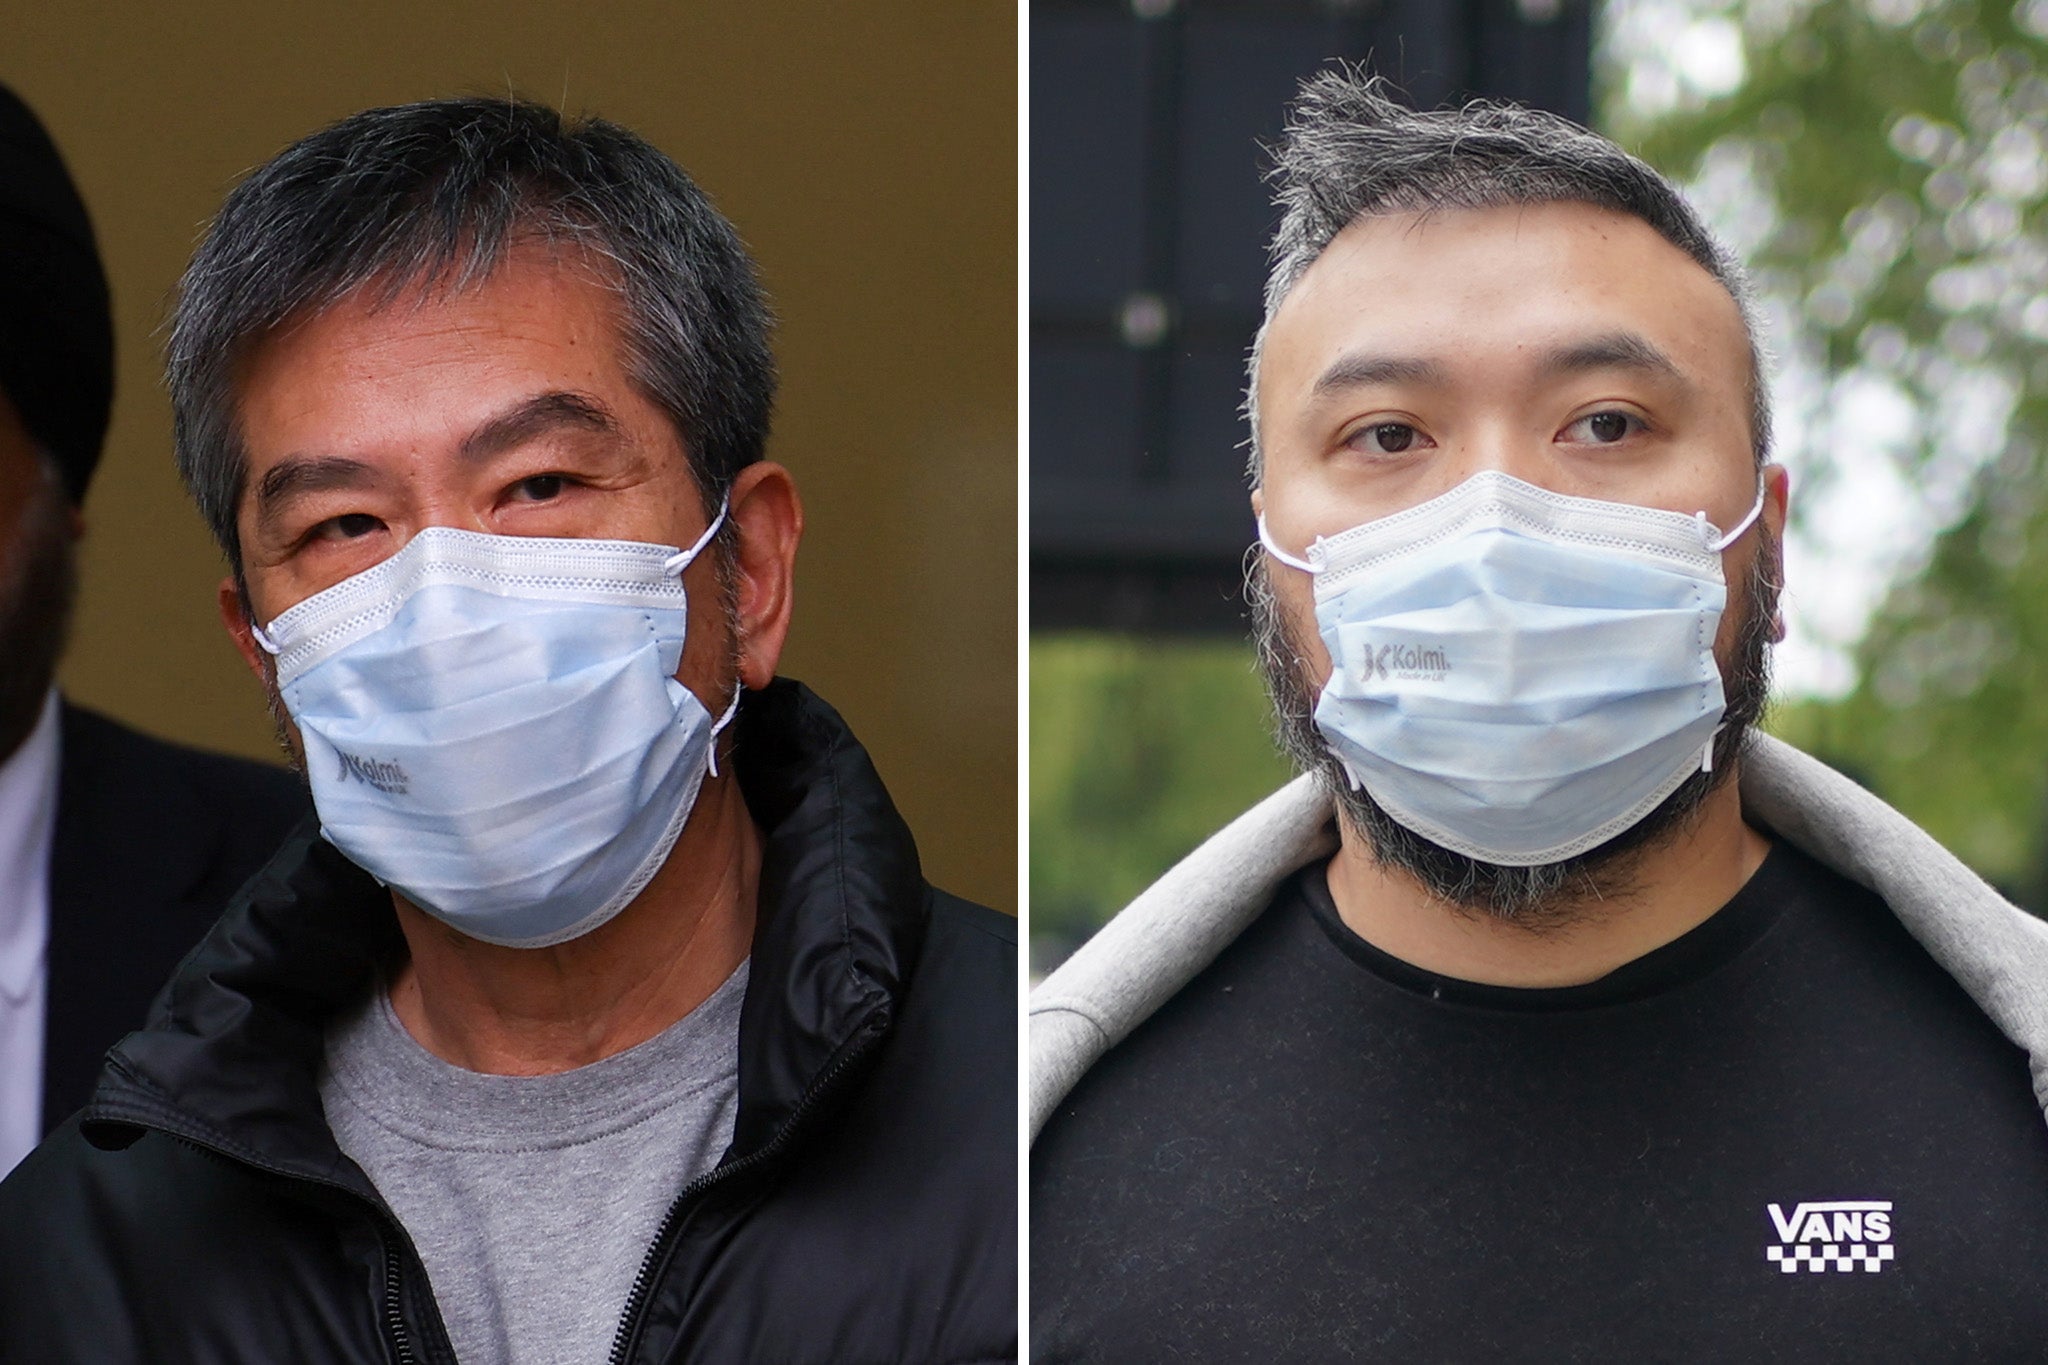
0,680 -> 1017,1364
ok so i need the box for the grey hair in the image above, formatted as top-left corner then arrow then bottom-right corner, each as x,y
168,96 -> 775,573
1245,67 -> 1770,481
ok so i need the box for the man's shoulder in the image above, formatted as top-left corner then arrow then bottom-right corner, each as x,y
0,1113 -> 380,1361
1743,734 -> 2048,1047
56,701 -> 311,880
837,885 -> 1013,1139
1029,774 -> 1335,1138
707,889 -> 1017,1364
43,706 -> 316,1125
926,888 -> 1014,959
901,887 -> 1014,1041
59,701 -> 305,817
1,1112 -> 254,1243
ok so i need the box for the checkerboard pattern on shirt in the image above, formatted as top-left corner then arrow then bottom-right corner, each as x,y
1766,1242 -> 1895,1273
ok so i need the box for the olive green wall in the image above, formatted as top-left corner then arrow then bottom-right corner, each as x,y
8,1 -> 1017,913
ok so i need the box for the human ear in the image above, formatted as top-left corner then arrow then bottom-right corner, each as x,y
218,575 -> 272,685
1762,464 -> 1790,643
723,461 -> 804,689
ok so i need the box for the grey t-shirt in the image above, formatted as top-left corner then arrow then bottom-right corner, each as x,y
319,962 -> 748,1365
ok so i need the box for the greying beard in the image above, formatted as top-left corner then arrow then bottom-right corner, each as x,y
1249,525 -> 1782,928
0,460 -> 78,764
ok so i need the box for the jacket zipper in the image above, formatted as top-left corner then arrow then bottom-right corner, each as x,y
161,1127 -> 439,1365
383,1232 -> 422,1365
118,1005 -> 886,1365
605,1019 -> 887,1365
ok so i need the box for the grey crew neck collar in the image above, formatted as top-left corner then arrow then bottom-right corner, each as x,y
322,960 -> 749,1153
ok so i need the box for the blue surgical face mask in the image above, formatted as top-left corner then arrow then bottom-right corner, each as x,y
1259,471 -> 1767,866
253,508 -> 737,948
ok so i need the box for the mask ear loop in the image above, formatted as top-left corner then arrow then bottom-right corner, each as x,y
1693,475 -> 1770,773
1256,514 -> 1321,574
706,685 -> 742,777
1698,476 -> 1768,554
250,620 -> 281,656
663,498 -> 731,578
664,497 -> 742,778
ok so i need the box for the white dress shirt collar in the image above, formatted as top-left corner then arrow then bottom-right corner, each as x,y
0,687 -> 60,1174
0,689 -> 59,1002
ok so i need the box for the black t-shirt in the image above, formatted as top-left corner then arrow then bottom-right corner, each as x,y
1032,841 -> 2048,1362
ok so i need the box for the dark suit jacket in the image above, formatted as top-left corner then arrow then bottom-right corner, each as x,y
41,702 -> 309,1131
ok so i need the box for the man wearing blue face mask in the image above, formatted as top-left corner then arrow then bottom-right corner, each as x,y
0,98 -> 1015,1365
1031,69 -> 2048,1361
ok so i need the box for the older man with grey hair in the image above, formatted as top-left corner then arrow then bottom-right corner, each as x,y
1031,68 -> 2048,1361
0,97 -> 1015,1365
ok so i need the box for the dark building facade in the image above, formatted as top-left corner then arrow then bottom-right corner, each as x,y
1031,0 -> 1594,632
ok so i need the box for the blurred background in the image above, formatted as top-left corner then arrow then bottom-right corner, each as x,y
9,2 -> 1016,914
1031,0 -> 2048,971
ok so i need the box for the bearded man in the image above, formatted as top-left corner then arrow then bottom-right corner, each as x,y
1031,70 -> 2048,1362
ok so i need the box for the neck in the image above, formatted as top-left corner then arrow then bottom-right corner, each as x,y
1325,774 -> 1771,988
386,771 -> 760,1074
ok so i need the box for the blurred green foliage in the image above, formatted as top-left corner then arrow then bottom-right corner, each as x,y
1768,482 -> 2048,905
1615,0 -> 2048,903
1029,634 -> 1292,966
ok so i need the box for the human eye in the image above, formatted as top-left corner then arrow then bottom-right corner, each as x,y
508,473 -> 571,502
1342,421 -> 1434,456
1558,410 -> 1646,445
309,511 -> 384,542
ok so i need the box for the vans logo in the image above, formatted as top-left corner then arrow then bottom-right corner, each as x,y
335,750 -> 410,795
1358,641 -> 1450,683
1765,1201 -> 1894,1274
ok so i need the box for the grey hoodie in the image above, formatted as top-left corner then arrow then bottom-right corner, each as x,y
1029,733 -> 2048,1142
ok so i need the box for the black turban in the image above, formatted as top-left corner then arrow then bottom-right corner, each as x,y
0,85 -> 112,506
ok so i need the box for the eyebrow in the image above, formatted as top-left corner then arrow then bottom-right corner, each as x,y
1307,331 -> 1689,403
457,390 -> 623,464
251,455 -> 382,542
1534,331 -> 1686,384
1309,352 -> 1448,398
